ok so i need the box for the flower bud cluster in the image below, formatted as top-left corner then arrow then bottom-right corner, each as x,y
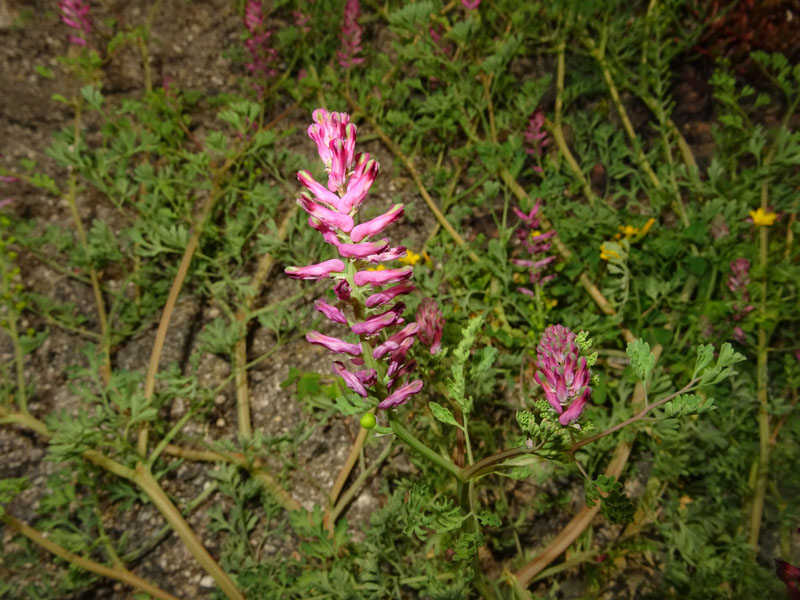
285,109 -> 423,409
533,324 -> 592,426
511,201 -> 556,295
59,0 -> 91,47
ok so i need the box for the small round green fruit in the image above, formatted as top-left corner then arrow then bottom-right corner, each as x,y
360,412 -> 377,429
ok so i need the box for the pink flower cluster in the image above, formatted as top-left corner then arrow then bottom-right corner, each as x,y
285,109 -> 425,409
728,258 -> 754,320
243,1 -> 278,87
728,257 -> 753,344
338,0 -> 365,69
524,111 -> 549,173
512,201 -> 556,296
59,0 -> 91,47
533,324 -> 592,426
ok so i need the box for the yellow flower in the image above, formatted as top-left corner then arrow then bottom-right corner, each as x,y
398,249 -> 422,266
600,243 -> 620,261
618,224 -> 639,238
749,208 -> 777,227
366,264 -> 386,272
639,218 -> 655,237
545,297 -> 557,308
530,230 -> 542,238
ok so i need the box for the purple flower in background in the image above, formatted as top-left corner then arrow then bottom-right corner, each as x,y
462,0 -> 481,9
338,0 -> 365,69
524,111 -> 549,173
416,299 -> 444,354
243,0 -> 278,94
59,0 -> 91,47
512,201 -> 556,294
285,109 -> 424,409
728,258 -> 754,321
533,324 -> 592,426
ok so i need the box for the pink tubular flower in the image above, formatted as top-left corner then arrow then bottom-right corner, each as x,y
416,299 -> 444,354
285,258 -> 345,280
366,283 -> 416,308
298,193 -> 355,233
351,204 -> 405,242
59,0 -> 91,47
533,324 -> 592,426
354,266 -> 413,287
314,298 -> 348,324
338,0 -> 365,69
336,240 -> 389,259
350,303 -> 405,336
372,323 -> 420,359
288,109 -> 424,409
307,331 -> 362,356
379,379 -> 424,409
462,0 -> 480,9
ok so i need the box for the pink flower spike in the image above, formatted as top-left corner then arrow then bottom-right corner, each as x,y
337,240 -> 389,259
306,331 -> 362,356
298,171 -> 342,210
285,258 -> 345,280
339,157 -> 379,213
59,0 -> 91,46
351,303 -> 405,336
373,323 -> 420,359
378,379 -> 424,409
354,266 -> 413,287
350,204 -> 404,242
314,298 -> 348,324
0,176 -> 18,184
366,283 -> 415,308
338,0 -> 365,69
244,0 -> 263,34
332,361 -> 369,397
416,298 -> 444,354
534,324 -> 592,426
462,0 -> 480,9
298,193 -> 354,233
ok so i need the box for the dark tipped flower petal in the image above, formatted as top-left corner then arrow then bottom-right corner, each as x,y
378,379 -> 423,409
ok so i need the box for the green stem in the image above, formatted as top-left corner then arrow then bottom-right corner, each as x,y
388,411 -> 463,480
134,464 -> 244,600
